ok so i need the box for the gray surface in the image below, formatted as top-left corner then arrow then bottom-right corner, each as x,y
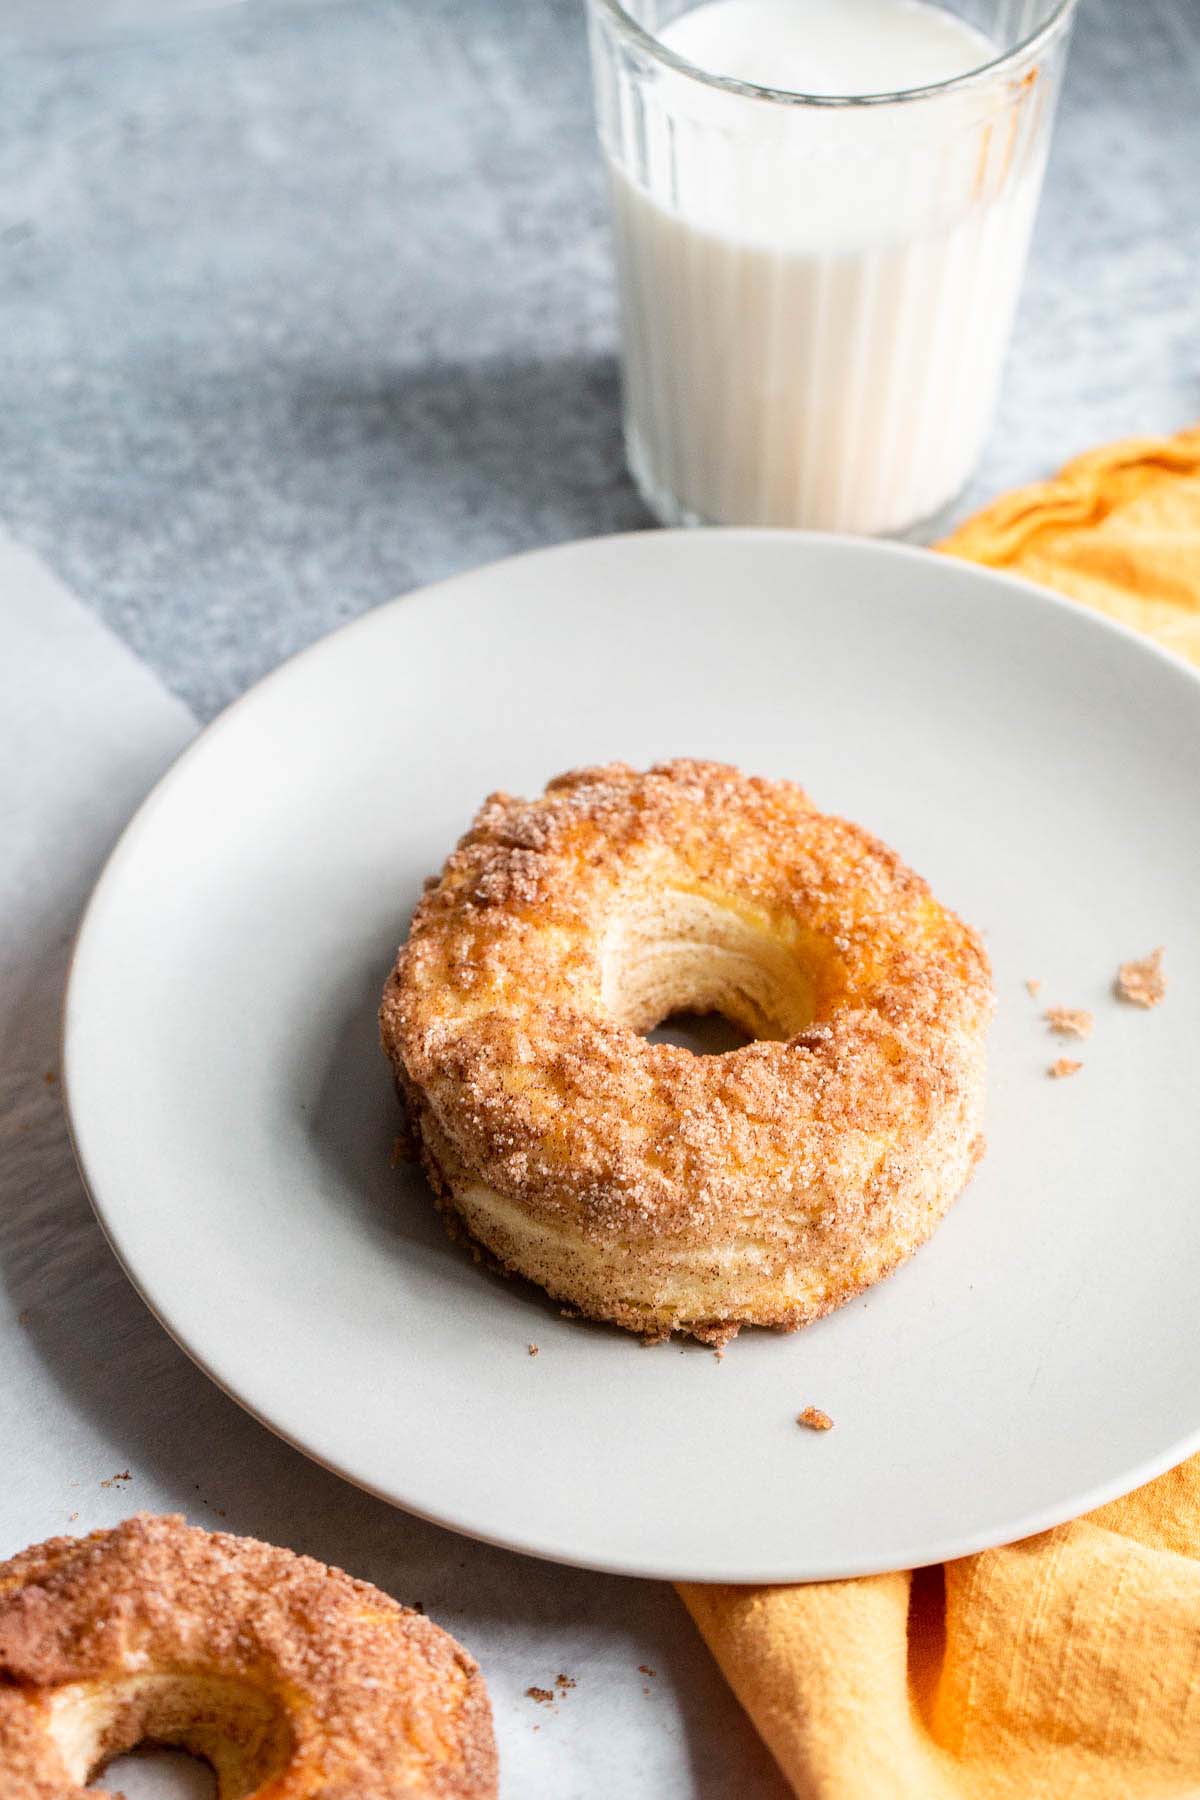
1,0 -> 1197,719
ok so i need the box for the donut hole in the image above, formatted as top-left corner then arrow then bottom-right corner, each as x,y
46,1672 -> 292,1799
604,888 -> 821,1046
101,1746 -> 217,1797
645,1010 -> 753,1055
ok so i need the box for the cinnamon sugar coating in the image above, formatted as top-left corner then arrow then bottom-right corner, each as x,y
381,760 -> 994,1343
0,1514 -> 496,1799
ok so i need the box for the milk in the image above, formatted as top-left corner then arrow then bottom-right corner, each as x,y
661,0 -> 996,95
600,0 -> 1053,535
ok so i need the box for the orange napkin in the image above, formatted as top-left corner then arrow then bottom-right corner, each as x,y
678,425 -> 1200,1799
941,424 -> 1200,666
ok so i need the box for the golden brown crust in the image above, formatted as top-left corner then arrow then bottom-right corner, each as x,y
381,760 -> 993,1342
0,1514 -> 497,1800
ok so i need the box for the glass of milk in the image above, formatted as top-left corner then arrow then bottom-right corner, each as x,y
587,0 -> 1079,537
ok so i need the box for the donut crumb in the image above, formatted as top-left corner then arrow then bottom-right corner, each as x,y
99,1470 -> 131,1488
526,1687 -> 555,1705
797,1406 -> 834,1432
1044,1006 -> 1094,1039
554,1674 -> 576,1692
527,1343 -> 539,1356
1049,1057 -> 1082,1079
638,1665 -> 656,1677
1115,947 -> 1166,1009
1025,977 -> 1042,997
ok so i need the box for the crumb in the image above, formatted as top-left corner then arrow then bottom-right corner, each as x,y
1044,1006 -> 1094,1039
533,1724 -> 540,1732
638,1665 -> 656,1678
67,1512 -> 78,1523
713,1346 -> 724,1363
1049,1057 -> 1082,1079
526,1687 -> 555,1705
1025,977 -> 1042,997
100,1470 -> 132,1488
554,1674 -> 576,1692
559,1307 -> 580,1320
216,1509 -> 226,1518
1115,947 -> 1166,1009
43,1070 -> 57,1086
528,1343 -> 539,1357
797,1407 -> 834,1432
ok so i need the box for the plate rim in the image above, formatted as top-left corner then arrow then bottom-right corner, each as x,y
60,527 -> 1200,1582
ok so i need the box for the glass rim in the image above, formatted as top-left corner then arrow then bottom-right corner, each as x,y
589,0 -> 1081,108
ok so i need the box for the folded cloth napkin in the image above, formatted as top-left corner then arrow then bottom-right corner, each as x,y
940,424 -> 1200,667
678,424 -> 1200,1800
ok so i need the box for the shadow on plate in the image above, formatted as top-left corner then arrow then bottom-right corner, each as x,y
300,933 -> 613,1335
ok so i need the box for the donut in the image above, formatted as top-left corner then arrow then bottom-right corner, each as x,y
0,1514 -> 497,1799
381,759 -> 994,1346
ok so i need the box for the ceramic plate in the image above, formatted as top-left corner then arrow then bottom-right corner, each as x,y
63,531 -> 1200,1582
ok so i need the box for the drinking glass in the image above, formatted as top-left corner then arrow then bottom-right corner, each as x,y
586,0 -> 1080,536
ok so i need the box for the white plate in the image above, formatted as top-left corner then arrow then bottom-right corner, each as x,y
64,531 -> 1200,1583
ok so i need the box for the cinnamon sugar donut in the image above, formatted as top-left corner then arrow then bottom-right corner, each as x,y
0,1514 -> 496,1799
381,759 -> 993,1345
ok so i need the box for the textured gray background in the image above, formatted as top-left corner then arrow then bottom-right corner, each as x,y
1,0 -> 1198,720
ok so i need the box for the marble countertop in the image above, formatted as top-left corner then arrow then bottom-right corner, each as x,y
0,4 -> 1197,1796
1,0 -> 1197,722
